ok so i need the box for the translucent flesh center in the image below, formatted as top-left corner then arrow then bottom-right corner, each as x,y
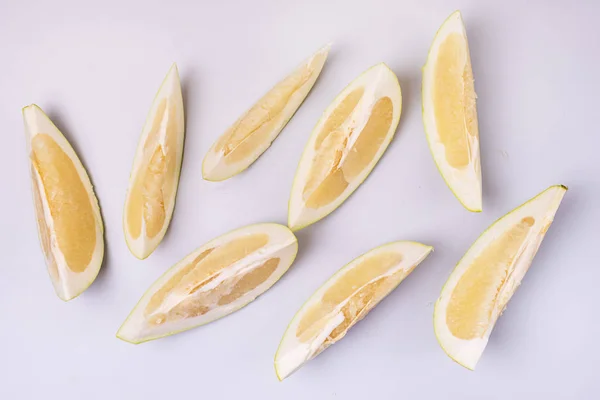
432,32 -> 478,169
30,134 -> 96,273
215,52 -> 326,164
296,252 -> 404,346
303,91 -> 394,209
144,233 -> 278,325
127,98 -> 179,239
447,217 -> 535,340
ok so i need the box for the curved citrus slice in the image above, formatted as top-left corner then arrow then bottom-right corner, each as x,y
202,45 -> 330,181
23,104 -> 104,301
275,241 -> 432,380
117,223 -> 298,343
422,11 -> 482,212
288,63 -> 402,231
434,185 -> 567,370
124,64 -> 185,259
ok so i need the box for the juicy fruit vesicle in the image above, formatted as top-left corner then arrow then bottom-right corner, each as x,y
296,252 -> 404,345
126,98 -> 179,240
203,46 -> 330,181
144,233 -> 271,325
275,242 -> 432,380
302,91 -> 394,209
434,185 -> 567,370
23,105 -> 104,301
31,134 -> 97,272
432,33 -> 478,169
446,217 -> 534,340
289,63 -> 401,230
423,11 -> 482,212
117,224 -> 298,343
124,64 -> 184,259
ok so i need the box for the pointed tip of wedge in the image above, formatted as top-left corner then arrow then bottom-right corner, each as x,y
22,103 -> 44,120
274,364 -> 284,382
317,43 -> 333,58
168,62 -> 179,74
22,103 -> 38,112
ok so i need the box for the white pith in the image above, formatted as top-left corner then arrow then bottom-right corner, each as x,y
117,223 -> 298,344
288,63 -> 402,230
23,105 -> 105,301
275,241 -> 432,380
434,185 -> 567,370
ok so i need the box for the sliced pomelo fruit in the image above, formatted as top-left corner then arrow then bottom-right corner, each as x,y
434,185 -> 567,370
275,241 -> 432,380
23,104 -> 105,301
422,11 -> 482,212
124,64 -> 185,259
202,45 -> 330,181
288,63 -> 402,231
117,223 -> 298,343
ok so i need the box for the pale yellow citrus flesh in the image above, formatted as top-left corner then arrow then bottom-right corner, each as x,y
214,53 -> 325,164
31,165 -> 59,281
143,233 -> 276,325
432,32 -> 478,169
296,252 -> 406,348
31,134 -> 96,273
126,98 -> 179,239
302,91 -> 394,209
446,216 -> 535,340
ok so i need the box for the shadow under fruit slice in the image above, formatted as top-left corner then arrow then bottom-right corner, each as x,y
202,45 -> 330,182
274,241 -> 432,380
117,223 -> 298,344
124,64 -> 185,259
288,63 -> 402,231
422,11 -> 482,212
23,104 -> 105,301
434,185 -> 567,370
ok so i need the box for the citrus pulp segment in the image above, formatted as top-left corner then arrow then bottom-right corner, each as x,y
434,185 -> 567,370
117,223 -> 298,344
124,63 -> 185,259
288,63 -> 402,230
23,104 -> 105,301
275,241 -> 432,380
422,11 -> 482,212
202,45 -> 331,181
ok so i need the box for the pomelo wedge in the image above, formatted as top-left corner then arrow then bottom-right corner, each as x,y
117,223 -> 298,344
434,185 -> 567,370
23,104 -> 105,301
288,63 -> 402,231
422,11 -> 482,212
202,45 -> 330,181
275,241 -> 432,380
123,64 -> 185,259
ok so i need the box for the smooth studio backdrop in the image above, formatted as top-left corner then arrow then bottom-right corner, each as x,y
0,0 -> 598,398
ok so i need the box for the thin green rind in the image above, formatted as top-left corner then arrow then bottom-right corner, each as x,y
287,63 -> 402,231
22,104 -> 105,301
421,10 -> 482,213
117,223 -> 299,344
274,240 -> 433,380
433,184 -> 568,370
